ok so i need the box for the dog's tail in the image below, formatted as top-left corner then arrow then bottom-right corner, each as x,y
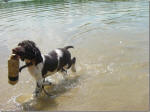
64,46 -> 74,50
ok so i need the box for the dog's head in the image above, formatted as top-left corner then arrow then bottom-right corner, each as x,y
12,40 -> 42,64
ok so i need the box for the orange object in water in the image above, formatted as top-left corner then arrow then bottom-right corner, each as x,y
8,54 -> 19,85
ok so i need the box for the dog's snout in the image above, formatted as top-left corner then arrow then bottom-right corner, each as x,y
12,48 -> 17,54
12,46 -> 25,54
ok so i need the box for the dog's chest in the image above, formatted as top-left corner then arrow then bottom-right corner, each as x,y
28,63 -> 43,80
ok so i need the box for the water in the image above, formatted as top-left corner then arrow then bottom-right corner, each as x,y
0,0 -> 149,111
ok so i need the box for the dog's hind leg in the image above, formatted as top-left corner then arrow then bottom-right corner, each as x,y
42,78 -> 54,86
65,57 -> 76,72
61,68 -> 68,77
71,57 -> 76,72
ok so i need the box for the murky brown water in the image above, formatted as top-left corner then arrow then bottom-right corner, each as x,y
0,0 -> 149,111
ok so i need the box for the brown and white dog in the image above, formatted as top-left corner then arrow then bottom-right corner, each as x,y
12,40 -> 76,97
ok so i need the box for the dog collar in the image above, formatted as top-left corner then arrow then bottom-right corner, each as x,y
19,62 -> 33,72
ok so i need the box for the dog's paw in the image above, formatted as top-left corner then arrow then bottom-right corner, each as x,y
32,91 -> 41,98
32,87 -> 42,98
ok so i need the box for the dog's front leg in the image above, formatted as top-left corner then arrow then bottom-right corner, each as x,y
33,79 -> 43,98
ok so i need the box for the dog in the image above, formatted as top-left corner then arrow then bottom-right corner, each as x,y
12,40 -> 76,97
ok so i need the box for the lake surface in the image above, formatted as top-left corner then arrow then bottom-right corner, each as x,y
0,0 -> 149,111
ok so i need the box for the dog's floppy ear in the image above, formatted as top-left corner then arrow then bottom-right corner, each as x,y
16,40 -> 43,64
33,47 -> 43,65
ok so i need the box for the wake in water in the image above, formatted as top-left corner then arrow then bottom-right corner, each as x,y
17,74 -> 81,111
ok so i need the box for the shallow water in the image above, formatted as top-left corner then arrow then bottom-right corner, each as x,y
0,0 -> 149,111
